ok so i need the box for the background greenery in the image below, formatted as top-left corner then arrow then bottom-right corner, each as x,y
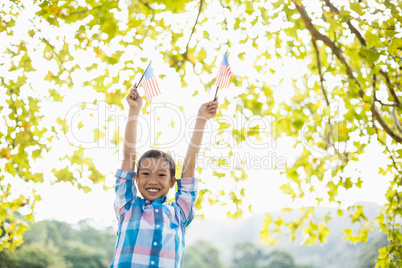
0,203 -> 387,267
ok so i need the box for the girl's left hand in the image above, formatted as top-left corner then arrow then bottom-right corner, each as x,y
126,83 -> 143,114
198,97 -> 219,120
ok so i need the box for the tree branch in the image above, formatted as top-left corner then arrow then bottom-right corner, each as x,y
323,0 -> 402,108
322,0 -> 366,46
356,18 -> 396,31
392,107 -> 402,135
61,6 -> 101,18
296,0 -> 402,145
311,38 -> 330,106
138,0 -> 154,11
181,0 -> 204,69
372,112 -> 402,243
371,104 -> 402,143
379,70 -> 401,107
185,0 -> 204,54
292,0 -> 364,98
311,38 -> 334,148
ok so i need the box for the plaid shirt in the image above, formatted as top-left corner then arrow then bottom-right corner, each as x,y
111,169 -> 198,268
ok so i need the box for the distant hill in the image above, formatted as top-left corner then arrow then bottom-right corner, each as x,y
186,202 -> 386,267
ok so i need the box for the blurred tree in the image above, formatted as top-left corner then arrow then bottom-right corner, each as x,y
265,250 -> 295,268
63,241 -> 110,268
183,240 -> 224,268
73,219 -> 116,258
1,0 -> 402,267
0,249 -> 18,268
14,243 -> 69,268
357,234 -> 388,268
232,241 -> 265,268
232,242 -> 296,268
23,220 -> 72,247
0,219 -> 115,267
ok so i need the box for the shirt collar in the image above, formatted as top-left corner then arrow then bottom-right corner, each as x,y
144,196 -> 167,205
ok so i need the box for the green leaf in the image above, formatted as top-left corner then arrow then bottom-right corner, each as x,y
343,177 -> 353,190
280,183 -> 297,199
389,38 -> 402,54
366,49 -> 380,65
218,122 -> 230,135
52,167 -> 74,183
212,171 -> 226,179
110,130 -> 123,146
365,31 -> 381,48
93,128 -> 105,141
260,213 -> 278,245
232,128 -> 246,144
350,2 -> 365,16
247,125 -> 261,141
56,117 -> 69,134
221,98 -> 230,110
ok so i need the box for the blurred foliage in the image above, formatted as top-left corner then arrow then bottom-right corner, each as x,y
183,239 -> 225,268
0,218 -> 389,267
254,1 -> 402,267
0,219 -> 115,268
1,0 -> 402,267
232,241 -> 267,268
358,234 -> 389,268
232,241 -> 297,268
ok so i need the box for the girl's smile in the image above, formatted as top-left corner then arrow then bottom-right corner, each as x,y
136,157 -> 176,201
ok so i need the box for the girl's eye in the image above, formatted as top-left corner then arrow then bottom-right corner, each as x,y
159,174 -> 166,177
141,172 -> 149,176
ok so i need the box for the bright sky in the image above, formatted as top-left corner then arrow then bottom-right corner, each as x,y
2,0 -> 392,229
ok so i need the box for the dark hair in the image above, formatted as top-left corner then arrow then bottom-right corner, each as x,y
137,150 -> 176,179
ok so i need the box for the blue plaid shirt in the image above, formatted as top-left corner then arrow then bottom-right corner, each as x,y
110,169 -> 198,267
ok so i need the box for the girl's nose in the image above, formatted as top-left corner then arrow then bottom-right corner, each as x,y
148,175 -> 158,184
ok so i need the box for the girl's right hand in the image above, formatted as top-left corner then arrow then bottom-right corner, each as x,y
126,83 -> 143,114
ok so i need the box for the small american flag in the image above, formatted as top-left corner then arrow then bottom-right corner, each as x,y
141,62 -> 161,102
214,52 -> 233,89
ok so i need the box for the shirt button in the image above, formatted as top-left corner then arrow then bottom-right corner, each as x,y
155,209 -> 159,212
151,261 -> 155,265
156,224 -> 160,228
153,242 -> 157,246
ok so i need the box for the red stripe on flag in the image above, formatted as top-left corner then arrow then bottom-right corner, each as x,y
214,65 -> 232,88
221,68 -> 228,88
215,66 -> 224,86
144,82 -> 151,102
153,78 -> 160,95
150,78 -> 160,96
142,77 -> 161,102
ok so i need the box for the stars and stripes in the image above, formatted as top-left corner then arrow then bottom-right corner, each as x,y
214,52 -> 233,89
140,62 -> 161,102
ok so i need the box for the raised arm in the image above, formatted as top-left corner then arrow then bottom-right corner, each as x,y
121,85 -> 143,172
181,98 -> 219,178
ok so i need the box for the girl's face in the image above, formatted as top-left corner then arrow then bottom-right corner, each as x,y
135,157 -> 175,201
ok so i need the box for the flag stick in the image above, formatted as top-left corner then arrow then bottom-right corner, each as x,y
213,85 -> 219,101
135,61 -> 152,89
